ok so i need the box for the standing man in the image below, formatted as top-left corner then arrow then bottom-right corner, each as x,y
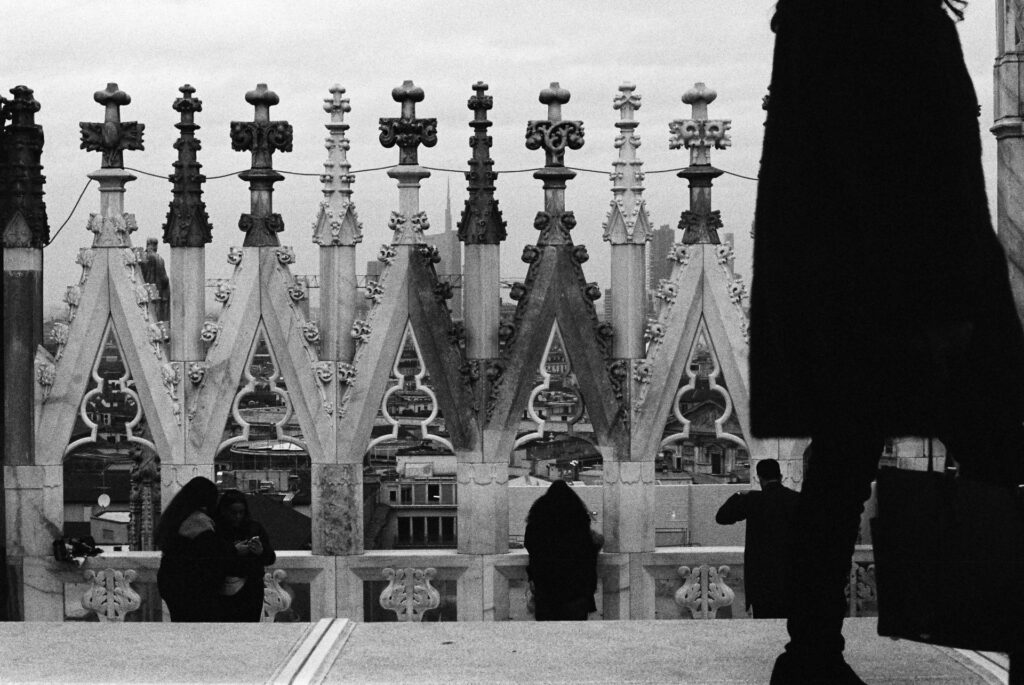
715,459 -> 799,619
139,237 -> 170,322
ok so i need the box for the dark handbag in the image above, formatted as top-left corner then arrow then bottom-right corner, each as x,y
871,441 -> 1024,651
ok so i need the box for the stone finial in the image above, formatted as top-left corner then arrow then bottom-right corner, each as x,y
4,85 -> 41,126
539,82 -> 571,121
231,83 -> 291,247
1,85 -> 49,247
79,83 -> 145,169
613,81 -> 641,116
459,81 -> 506,245
314,84 -> 362,246
603,82 -> 651,246
163,84 -> 212,247
670,82 -> 732,165
324,84 -> 351,122
231,83 -> 292,169
670,82 -> 730,245
379,80 -> 437,166
526,82 -> 584,168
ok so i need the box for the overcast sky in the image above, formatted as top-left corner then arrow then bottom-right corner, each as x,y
4,0 -> 1002,314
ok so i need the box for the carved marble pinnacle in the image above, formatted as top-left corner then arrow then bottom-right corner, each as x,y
79,83 -> 145,169
231,83 -> 291,247
314,84 -> 362,246
459,81 -> 506,245
379,80 -> 437,166
163,84 -> 212,247
1,85 -> 49,247
603,81 -> 651,246
526,82 -> 584,169
670,82 -> 729,245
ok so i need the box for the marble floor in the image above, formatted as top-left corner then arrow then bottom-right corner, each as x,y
0,617 -> 1008,684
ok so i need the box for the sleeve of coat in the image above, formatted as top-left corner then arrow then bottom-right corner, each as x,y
715,493 -> 750,525
255,522 -> 276,567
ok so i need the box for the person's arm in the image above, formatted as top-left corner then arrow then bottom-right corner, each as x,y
254,523 -> 275,566
715,492 -> 750,525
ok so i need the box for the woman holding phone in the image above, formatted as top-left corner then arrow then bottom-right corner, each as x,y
216,489 -> 277,622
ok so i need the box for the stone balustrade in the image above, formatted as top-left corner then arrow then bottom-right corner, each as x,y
29,547 -> 878,624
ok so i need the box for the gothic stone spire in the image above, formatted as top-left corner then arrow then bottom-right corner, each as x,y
1,85 -> 49,247
670,82 -> 731,245
459,81 -> 506,245
231,83 -> 292,247
526,82 -> 584,245
313,84 -> 362,246
163,84 -> 212,247
381,81 -> 434,244
603,81 -> 651,246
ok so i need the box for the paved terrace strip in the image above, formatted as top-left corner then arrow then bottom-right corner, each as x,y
0,618 -> 1005,684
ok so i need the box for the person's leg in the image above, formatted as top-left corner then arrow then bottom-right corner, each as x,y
772,432 -> 882,683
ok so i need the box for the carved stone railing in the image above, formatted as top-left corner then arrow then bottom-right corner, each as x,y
27,547 -> 876,623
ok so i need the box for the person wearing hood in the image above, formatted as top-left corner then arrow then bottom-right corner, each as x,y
155,477 -> 235,622
524,480 -> 604,621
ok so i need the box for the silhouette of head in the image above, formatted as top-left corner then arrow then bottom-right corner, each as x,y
756,459 -> 782,482
154,476 -> 219,549
216,489 -> 251,531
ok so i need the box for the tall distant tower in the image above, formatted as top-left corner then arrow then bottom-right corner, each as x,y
425,179 -> 463,318
647,224 -> 675,319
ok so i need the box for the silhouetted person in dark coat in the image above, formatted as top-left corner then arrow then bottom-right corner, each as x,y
716,459 -> 799,619
525,480 -> 603,621
750,1 -> 1024,682
155,477 -> 235,622
216,490 -> 276,622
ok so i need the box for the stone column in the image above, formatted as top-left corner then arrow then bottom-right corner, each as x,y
163,84 -> 212,363
1,85 -> 48,620
603,82 -> 652,360
460,82 -> 506,360
457,82 -> 509,555
994,0 -> 1024,321
313,85 -> 361,363
594,83 -> 658,569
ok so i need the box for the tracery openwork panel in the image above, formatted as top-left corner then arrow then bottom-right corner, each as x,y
363,322 -> 457,550
213,323 -> 311,549
62,320 -> 161,552
659,323 -> 749,484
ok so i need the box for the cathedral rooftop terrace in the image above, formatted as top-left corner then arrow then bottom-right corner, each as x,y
0,616 -> 1008,684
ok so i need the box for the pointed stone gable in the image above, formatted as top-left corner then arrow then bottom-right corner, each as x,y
336,81 -> 474,465
487,83 -> 624,462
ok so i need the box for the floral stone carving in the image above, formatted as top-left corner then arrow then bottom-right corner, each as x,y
261,569 -> 292,622
81,568 -> 142,622
379,567 -> 441,622
675,564 -> 734,619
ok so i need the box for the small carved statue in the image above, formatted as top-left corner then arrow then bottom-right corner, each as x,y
139,238 -> 170,322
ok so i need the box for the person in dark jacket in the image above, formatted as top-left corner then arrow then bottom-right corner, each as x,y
215,490 -> 276,622
750,1 -> 1024,682
155,477 -> 235,622
715,459 -> 799,619
524,480 -> 603,621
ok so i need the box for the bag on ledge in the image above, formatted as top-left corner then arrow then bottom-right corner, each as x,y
871,447 -> 1024,652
